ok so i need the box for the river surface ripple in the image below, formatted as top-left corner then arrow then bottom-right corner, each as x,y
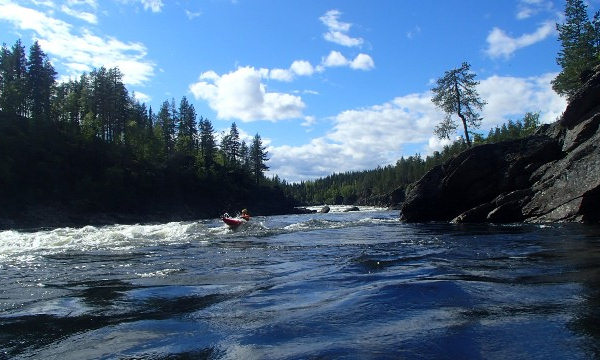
1,209 -> 599,359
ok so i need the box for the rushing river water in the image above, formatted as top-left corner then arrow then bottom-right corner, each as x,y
1,207 -> 599,359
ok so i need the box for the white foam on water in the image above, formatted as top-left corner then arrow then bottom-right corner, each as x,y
0,221 -> 209,260
305,205 -> 388,213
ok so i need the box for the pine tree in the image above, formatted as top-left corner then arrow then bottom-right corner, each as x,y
0,40 -> 28,116
199,116 -> 217,173
176,96 -> 197,155
221,122 -> 241,167
27,41 -> 56,122
239,140 -> 250,172
249,133 -> 269,185
553,0 -> 600,97
431,62 -> 486,147
157,100 -> 176,156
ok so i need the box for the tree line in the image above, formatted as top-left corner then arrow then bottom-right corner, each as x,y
0,39 -> 286,227
284,112 -> 541,206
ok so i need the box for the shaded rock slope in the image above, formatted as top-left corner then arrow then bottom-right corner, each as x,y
400,66 -> 600,224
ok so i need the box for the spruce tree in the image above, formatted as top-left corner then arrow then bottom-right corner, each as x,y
0,40 -> 28,116
27,41 -> 56,122
221,122 -> 241,167
249,133 -> 269,185
176,96 -> 197,155
199,116 -> 217,173
157,100 -> 175,156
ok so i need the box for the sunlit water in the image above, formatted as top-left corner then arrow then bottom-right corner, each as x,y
1,207 -> 599,359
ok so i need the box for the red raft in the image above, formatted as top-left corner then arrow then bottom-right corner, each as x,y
221,214 -> 247,229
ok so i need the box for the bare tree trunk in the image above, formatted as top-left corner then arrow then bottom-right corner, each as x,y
458,113 -> 471,146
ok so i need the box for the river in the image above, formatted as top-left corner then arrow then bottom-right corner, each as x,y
1,207 -> 599,359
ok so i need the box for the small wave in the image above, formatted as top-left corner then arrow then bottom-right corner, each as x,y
283,219 -> 345,232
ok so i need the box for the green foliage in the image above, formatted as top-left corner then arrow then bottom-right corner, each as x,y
553,0 -> 600,98
431,62 -> 486,147
480,112 -> 540,144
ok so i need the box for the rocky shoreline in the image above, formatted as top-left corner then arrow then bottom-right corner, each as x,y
400,66 -> 600,224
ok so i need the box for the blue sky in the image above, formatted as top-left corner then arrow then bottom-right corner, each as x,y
1,0 -> 593,182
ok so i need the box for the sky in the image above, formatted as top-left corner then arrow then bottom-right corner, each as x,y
1,0 -> 594,182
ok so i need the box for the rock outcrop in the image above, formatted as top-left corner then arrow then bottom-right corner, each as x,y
400,66 -> 600,224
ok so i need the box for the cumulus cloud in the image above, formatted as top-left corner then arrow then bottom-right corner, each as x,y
0,2 -> 155,86
322,51 -> 374,71
350,53 -> 375,70
485,21 -> 555,59
320,9 -> 363,47
189,66 -> 305,122
268,73 -> 566,182
478,72 -> 566,126
269,68 -> 294,82
290,60 -> 315,76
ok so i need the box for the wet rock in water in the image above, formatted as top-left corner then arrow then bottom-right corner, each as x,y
401,65 -> 600,224
292,207 -> 317,214
344,206 -> 360,212
319,206 -> 330,213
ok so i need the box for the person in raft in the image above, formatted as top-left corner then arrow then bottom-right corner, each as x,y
241,209 -> 250,221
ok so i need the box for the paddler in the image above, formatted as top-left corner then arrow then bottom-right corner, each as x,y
241,208 -> 250,221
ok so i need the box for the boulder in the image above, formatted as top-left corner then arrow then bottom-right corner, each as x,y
401,66 -> 600,224
319,205 -> 330,213
400,135 -> 560,222
344,206 -> 360,212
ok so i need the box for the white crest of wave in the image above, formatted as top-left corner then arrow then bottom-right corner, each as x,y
0,221 -> 205,258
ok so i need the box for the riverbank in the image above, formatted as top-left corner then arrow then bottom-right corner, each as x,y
401,65 -> 600,224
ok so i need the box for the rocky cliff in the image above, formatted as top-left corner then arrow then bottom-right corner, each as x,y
400,66 -> 600,224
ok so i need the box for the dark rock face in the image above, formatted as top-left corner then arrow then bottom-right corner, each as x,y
400,66 -> 600,224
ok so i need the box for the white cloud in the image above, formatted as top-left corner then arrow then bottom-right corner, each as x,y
301,115 -> 316,128
321,51 -> 374,71
61,5 -> 97,24
67,0 -> 98,8
266,52 -> 372,84
478,72 -> 566,126
290,60 -> 315,76
185,9 -> 202,20
516,0 -> 555,20
138,0 -> 163,12
269,68 -> 294,82
116,0 -> 163,12
132,91 -> 151,103
269,73 -> 566,182
323,51 -> 348,67
0,2 -> 155,86
320,9 -> 363,47
189,66 -> 305,122
350,53 -> 374,70
485,21 -> 555,59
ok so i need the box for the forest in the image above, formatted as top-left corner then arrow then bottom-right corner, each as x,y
0,40 -> 289,228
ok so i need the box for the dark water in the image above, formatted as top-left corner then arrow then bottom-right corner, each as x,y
1,208 -> 599,359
